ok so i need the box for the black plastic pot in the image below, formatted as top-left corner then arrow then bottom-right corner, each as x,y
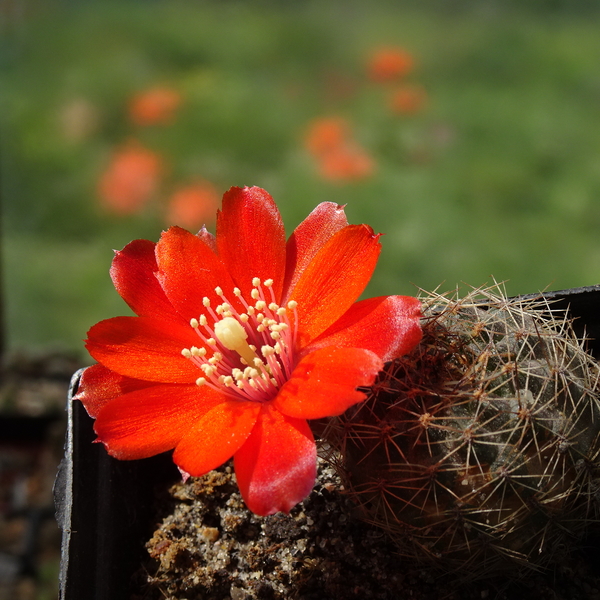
54,285 -> 600,600
54,374 -> 178,600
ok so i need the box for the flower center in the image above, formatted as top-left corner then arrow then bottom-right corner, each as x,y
181,277 -> 298,403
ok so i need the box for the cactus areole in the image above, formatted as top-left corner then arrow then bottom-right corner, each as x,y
325,284 -> 600,577
74,186 -> 422,516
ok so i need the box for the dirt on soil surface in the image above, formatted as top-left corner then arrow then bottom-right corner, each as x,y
139,458 -> 600,600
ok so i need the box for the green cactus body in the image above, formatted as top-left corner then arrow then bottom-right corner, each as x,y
324,285 -> 600,577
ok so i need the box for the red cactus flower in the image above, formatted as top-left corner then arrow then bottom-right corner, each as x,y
389,84 -> 428,115
128,86 -> 182,126
97,142 -> 163,215
75,186 -> 422,515
304,117 -> 375,182
304,116 -> 350,157
318,143 -> 375,182
165,181 -> 220,229
368,47 -> 414,83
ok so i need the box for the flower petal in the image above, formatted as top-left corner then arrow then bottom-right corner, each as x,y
305,295 -> 422,362
283,202 -> 348,298
155,226 -> 238,323
94,384 -> 222,459
73,363 -> 155,418
217,187 -> 286,302
197,225 -> 217,252
172,400 -> 261,477
110,239 -> 178,319
273,347 -> 382,420
234,404 -> 316,515
288,224 -> 381,344
85,316 -> 200,383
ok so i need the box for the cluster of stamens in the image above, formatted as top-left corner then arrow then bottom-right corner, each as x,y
181,278 -> 298,403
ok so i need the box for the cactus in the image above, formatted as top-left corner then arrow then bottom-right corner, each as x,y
323,284 -> 600,578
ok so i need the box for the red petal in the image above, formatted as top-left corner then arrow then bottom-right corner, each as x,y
73,363 -> 155,418
155,226 -> 239,323
110,239 -> 179,319
85,316 -> 200,383
234,404 -> 316,515
306,295 -> 422,362
273,347 -> 382,420
94,384 -> 223,459
283,202 -> 348,298
288,224 -> 381,344
217,187 -> 286,302
173,400 -> 261,476
196,225 -> 217,252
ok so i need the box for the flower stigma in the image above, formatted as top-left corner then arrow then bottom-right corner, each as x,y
214,317 -> 258,365
180,278 -> 298,403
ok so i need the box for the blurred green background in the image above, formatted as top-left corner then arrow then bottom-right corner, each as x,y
2,0 -> 600,361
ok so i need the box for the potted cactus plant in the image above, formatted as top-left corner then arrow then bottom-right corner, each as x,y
55,186 -> 600,599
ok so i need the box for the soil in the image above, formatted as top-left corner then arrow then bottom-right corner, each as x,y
138,458 -> 600,600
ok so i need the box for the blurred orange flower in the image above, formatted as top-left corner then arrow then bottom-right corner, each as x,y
304,117 -> 350,157
98,143 -> 163,215
389,84 -> 428,114
304,117 -> 374,182
166,181 -> 220,229
318,143 -> 375,182
368,47 -> 414,83
128,87 -> 182,126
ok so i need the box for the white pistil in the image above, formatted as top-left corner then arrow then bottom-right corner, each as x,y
214,316 -> 259,367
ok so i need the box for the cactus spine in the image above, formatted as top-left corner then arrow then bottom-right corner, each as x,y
324,285 -> 600,578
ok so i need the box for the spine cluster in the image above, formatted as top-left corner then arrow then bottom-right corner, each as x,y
324,285 -> 600,578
